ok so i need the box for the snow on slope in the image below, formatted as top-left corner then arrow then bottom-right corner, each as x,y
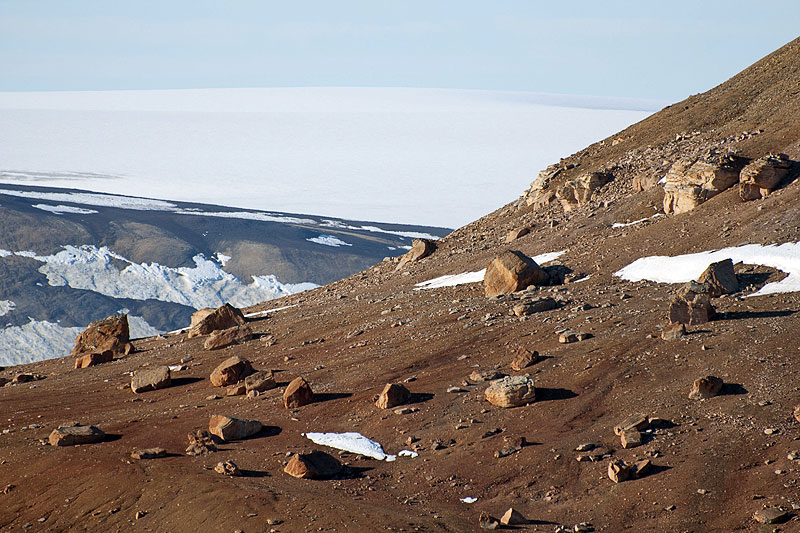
0,88 -> 660,228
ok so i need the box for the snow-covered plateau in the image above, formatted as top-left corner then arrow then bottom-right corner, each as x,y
0,87 -> 660,228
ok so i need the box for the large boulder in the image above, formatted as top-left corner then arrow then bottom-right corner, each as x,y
697,258 -> 739,297
283,377 -> 314,408
556,171 -> 612,212
187,303 -> 245,338
395,239 -> 436,270
210,355 -> 253,387
131,366 -> 171,393
484,375 -> 536,408
284,451 -> 343,479
669,281 -> 715,326
739,153 -> 792,201
72,314 -> 131,356
190,308 -> 215,328
375,383 -> 410,409
49,425 -> 105,446
483,251 -> 550,297
203,325 -> 254,351
208,414 -> 262,441
663,151 -> 748,214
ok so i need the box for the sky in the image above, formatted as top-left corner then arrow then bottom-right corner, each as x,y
1,1 -> 799,100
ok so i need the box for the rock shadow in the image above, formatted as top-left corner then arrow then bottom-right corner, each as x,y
171,377 -> 204,387
719,309 -> 794,320
543,265 -> 573,285
637,464 -> 672,479
240,469 -> 271,478
720,383 -> 748,396
334,465 -> 372,480
313,392 -> 353,404
407,392 -> 434,405
535,387 -> 578,402
102,434 -> 123,443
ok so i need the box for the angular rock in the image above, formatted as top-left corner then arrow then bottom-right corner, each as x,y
794,405 -> 800,424
131,366 -> 171,393
697,258 -> 738,297
210,355 -> 253,387
74,350 -> 114,369
214,460 -> 240,476
245,370 -> 277,393
283,377 -> 314,408
663,151 -> 747,214
72,314 -> 130,356
284,451 -> 342,479
203,325 -> 254,351
500,507 -> 526,526
620,429 -> 642,449
607,459 -> 631,483
469,369 -> 504,383
484,251 -> 550,297
226,383 -> 247,396
49,425 -> 105,446
753,507 -> 788,524
614,414 -> 649,436
669,282 -> 715,326
524,164 -> 561,208
631,459 -> 652,478
13,373 -> 39,383
660,322 -> 686,341
395,239 -> 436,270
484,375 -> 536,408
556,171 -> 612,212
479,512 -> 500,530
510,347 -> 539,371
131,448 -> 166,460
739,153 -> 792,201
190,308 -> 215,329
208,415 -> 262,441
513,297 -> 557,316
187,303 -> 245,338
375,383 -> 410,409
186,430 -> 217,455
505,227 -> 530,243
689,375 -> 723,400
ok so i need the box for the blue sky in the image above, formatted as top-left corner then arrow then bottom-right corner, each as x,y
1,0 -> 798,100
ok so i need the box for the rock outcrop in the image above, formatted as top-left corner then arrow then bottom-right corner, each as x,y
484,251 -> 549,297
556,171 -> 612,211
739,153 -> 792,201
663,151 -> 748,214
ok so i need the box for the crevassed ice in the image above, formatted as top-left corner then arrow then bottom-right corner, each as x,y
0,300 -> 15,317
32,203 -> 99,215
306,234 -> 353,247
0,320 -> 83,366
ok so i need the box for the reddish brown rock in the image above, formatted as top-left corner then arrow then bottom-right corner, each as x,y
484,375 -> 536,408
614,414 -> 649,435
556,171 -> 613,211
245,370 -> 277,393
186,430 -> 216,455
608,459 -> 631,483
284,451 -> 342,479
505,226 -> 530,243
210,355 -> 253,387
669,282 -> 715,326
283,377 -> 314,408
689,375 -> 724,400
203,325 -> 254,350
697,258 -> 739,297
375,383 -> 410,409
510,347 -> 539,371
189,308 -> 215,329
794,405 -> 800,424
74,350 -> 114,369
131,448 -> 167,460
512,297 -> 557,316
663,151 -> 747,214
395,238 -> 436,270
739,153 -> 792,201
72,314 -> 130,356
187,303 -> 245,338
214,460 -> 240,476
208,415 -> 262,441
226,382 -> 247,396
483,250 -> 550,297
131,366 -> 171,393
49,425 -> 105,446
500,508 -> 526,526
661,322 -> 686,341
753,507 -> 789,524
620,429 -> 642,449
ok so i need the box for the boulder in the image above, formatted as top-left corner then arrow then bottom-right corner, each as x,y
614,414 -> 649,435
739,153 -> 792,201
478,512 -> 500,530
484,251 -> 549,297
669,282 -> 715,326
74,350 -> 114,369
500,508 -> 526,526
208,414 -> 262,441
505,227 -> 530,243
524,165 -> 561,208
395,239 -> 435,270
375,383 -> 410,409
245,370 -> 277,393
131,448 -> 166,460
660,322 -> 686,341
753,507 -> 789,524
49,425 -> 105,446
190,308 -> 215,329
512,297 -> 557,316
697,258 -> 738,297
689,375 -> 723,400
210,355 -> 253,387
510,347 -> 539,371
484,375 -> 536,408
284,450 -> 342,479
131,366 -> 171,393
72,314 -> 130,356
663,151 -> 748,214
186,430 -> 216,455
214,460 -> 240,476
556,171 -> 613,211
620,429 -> 642,449
203,324 -> 254,350
283,377 -> 314,408
607,459 -> 631,483
187,303 -> 245,338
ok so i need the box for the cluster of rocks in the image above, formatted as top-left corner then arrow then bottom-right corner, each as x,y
72,314 -> 133,368
478,507 -> 526,529
0,373 -> 45,388
555,171 -> 613,212
667,258 -> 739,329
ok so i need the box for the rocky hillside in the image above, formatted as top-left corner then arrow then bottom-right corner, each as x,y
1,38 -> 800,531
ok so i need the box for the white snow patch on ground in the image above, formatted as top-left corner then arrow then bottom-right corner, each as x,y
460,497 -> 478,504
306,234 -> 353,247
319,220 -> 441,240
611,214 -> 663,228
5,244 -> 317,309
0,319 -> 83,366
303,432 -> 398,461
0,87 -> 657,228
0,300 -> 15,317
0,249 -> 11,257
415,250 -> 567,290
244,304 -> 298,318
614,242 -> 800,296
32,203 -> 99,215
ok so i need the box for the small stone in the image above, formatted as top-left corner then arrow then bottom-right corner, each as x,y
607,459 -> 631,483
575,443 -> 595,452
447,386 -> 467,393
244,370 -> 277,393
74,350 -> 114,369
505,226 -> 530,243
48,425 -> 105,446
660,322 -> 686,341
214,460 -> 240,476
753,507 -> 788,524
131,366 -> 171,393
283,377 -> 314,408
375,383 -> 410,409
688,375 -> 723,400
135,511 -> 146,519
186,430 -> 216,455
697,489 -> 709,495
500,507 -> 525,526
794,405 -> 800,424
469,369 -> 503,382
208,415 -> 262,441
226,383 -> 247,396
510,347 -> 539,371
764,427 -> 778,435
559,331 -> 579,344
203,325 -> 254,350
130,448 -> 166,460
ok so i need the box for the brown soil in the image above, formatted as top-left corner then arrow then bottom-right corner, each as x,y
2,38 -> 800,533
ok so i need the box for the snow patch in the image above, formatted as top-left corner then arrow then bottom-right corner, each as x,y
0,319 -> 83,366
460,497 -> 478,504
32,203 -> 98,215
215,252 -> 231,267
611,214 -> 663,228
0,300 -> 15,317
303,432 -> 398,461
614,242 -> 800,297
306,234 -> 353,247
415,250 -> 567,290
